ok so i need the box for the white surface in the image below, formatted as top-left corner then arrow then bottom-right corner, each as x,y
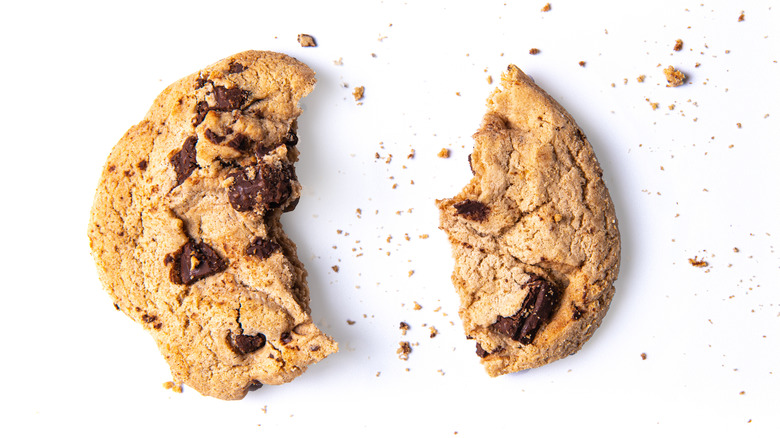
1,1 -> 778,436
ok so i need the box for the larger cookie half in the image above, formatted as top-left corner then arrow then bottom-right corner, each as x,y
88,51 -> 337,400
437,65 -> 620,376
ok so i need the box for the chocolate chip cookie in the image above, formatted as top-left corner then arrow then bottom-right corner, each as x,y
437,65 -> 620,376
88,51 -> 337,400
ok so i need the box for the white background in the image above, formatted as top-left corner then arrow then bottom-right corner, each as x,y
1,1 -> 778,436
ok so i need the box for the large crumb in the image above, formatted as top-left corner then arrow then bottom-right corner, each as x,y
688,256 -> 709,268
438,148 -> 450,158
297,34 -> 317,47
353,86 -> 365,101
673,39 -> 683,51
663,65 -> 686,87
397,341 -> 412,360
541,3 -> 551,12
399,321 -> 410,335
529,48 -> 540,55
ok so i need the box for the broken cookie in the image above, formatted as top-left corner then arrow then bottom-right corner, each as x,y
437,65 -> 620,376
88,51 -> 337,400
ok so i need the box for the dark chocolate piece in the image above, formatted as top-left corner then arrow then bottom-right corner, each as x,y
246,237 -> 281,259
453,199 -> 489,222
228,62 -> 246,74
213,86 -> 247,111
229,332 -> 267,355
167,239 -> 227,285
171,135 -> 199,186
490,275 -> 560,345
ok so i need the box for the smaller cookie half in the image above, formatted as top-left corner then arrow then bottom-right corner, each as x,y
437,65 -> 620,376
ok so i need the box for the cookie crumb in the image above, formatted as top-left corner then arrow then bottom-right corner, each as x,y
413,301 -> 422,310
399,321 -> 410,335
578,61 -> 586,67
297,34 -> 317,47
733,247 -> 739,253
331,265 -> 339,272
541,3 -> 551,12
408,270 -> 414,277
688,256 -> 709,268
347,319 -> 355,325
407,148 -> 416,159
637,75 -> 646,83
353,86 -> 365,101
738,11 -> 745,22
486,75 -> 493,84
641,353 -> 647,360
438,148 -> 451,158
333,57 -> 343,66
429,326 -> 439,338
673,39 -> 683,52
529,48 -> 540,55
663,65 -> 686,87
397,341 -> 412,360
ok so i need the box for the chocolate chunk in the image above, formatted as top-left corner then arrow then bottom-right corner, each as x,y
226,133 -> 252,152
228,62 -> 246,74
259,163 -> 295,208
141,314 -> 157,324
453,199 -> 489,222
228,163 -> 295,212
490,275 -> 560,345
171,135 -> 199,186
138,159 -> 148,171
168,239 -> 227,285
193,101 -> 210,126
195,75 -> 208,89
246,237 -> 281,259
280,332 -> 293,345
213,86 -> 247,111
284,131 -> 298,147
476,343 -> 489,358
247,380 -> 263,391
229,331 -> 266,355
204,129 -> 226,144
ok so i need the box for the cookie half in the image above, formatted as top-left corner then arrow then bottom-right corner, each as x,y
88,51 -> 337,400
437,65 -> 620,376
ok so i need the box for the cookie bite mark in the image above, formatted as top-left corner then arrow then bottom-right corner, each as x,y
171,135 -> 199,186
453,199 -> 490,221
491,275 -> 560,345
166,239 -> 227,285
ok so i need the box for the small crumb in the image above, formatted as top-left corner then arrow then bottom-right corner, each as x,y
399,321 -> 410,335
407,149 -> 416,159
688,256 -> 709,268
297,34 -> 317,47
733,247 -> 740,253
333,57 -> 343,66
529,48 -> 540,55
438,148 -> 450,158
331,265 -> 339,273
740,391 -> 746,395
172,384 -> 182,394
353,86 -> 365,101
419,234 -> 429,239
738,11 -> 745,22
376,371 -> 381,377
663,65 -> 686,87
641,353 -> 647,360
737,122 -> 742,128
413,301 -> 422,310
668,104 -> 676,110
637,75 -> 646,83
397,341 -> 412,360
673,39 -> 683,52
541,3 -> 551,12
486,75 -> 493,84
650,102 -> 659,110
408,270 -> 414,277
578,61 -> 586,67
261,405 -> 267,414
162,381 -> 174,390
430,326 -> 439,338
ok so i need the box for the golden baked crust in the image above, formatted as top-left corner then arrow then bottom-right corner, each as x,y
437,65 -> 620,376
88,51 -> 336,400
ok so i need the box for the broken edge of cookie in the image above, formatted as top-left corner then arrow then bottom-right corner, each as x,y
437,64 -> 620,376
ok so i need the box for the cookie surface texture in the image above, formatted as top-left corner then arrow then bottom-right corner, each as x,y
437,65 -> 620,376
88,51 -> 337,400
